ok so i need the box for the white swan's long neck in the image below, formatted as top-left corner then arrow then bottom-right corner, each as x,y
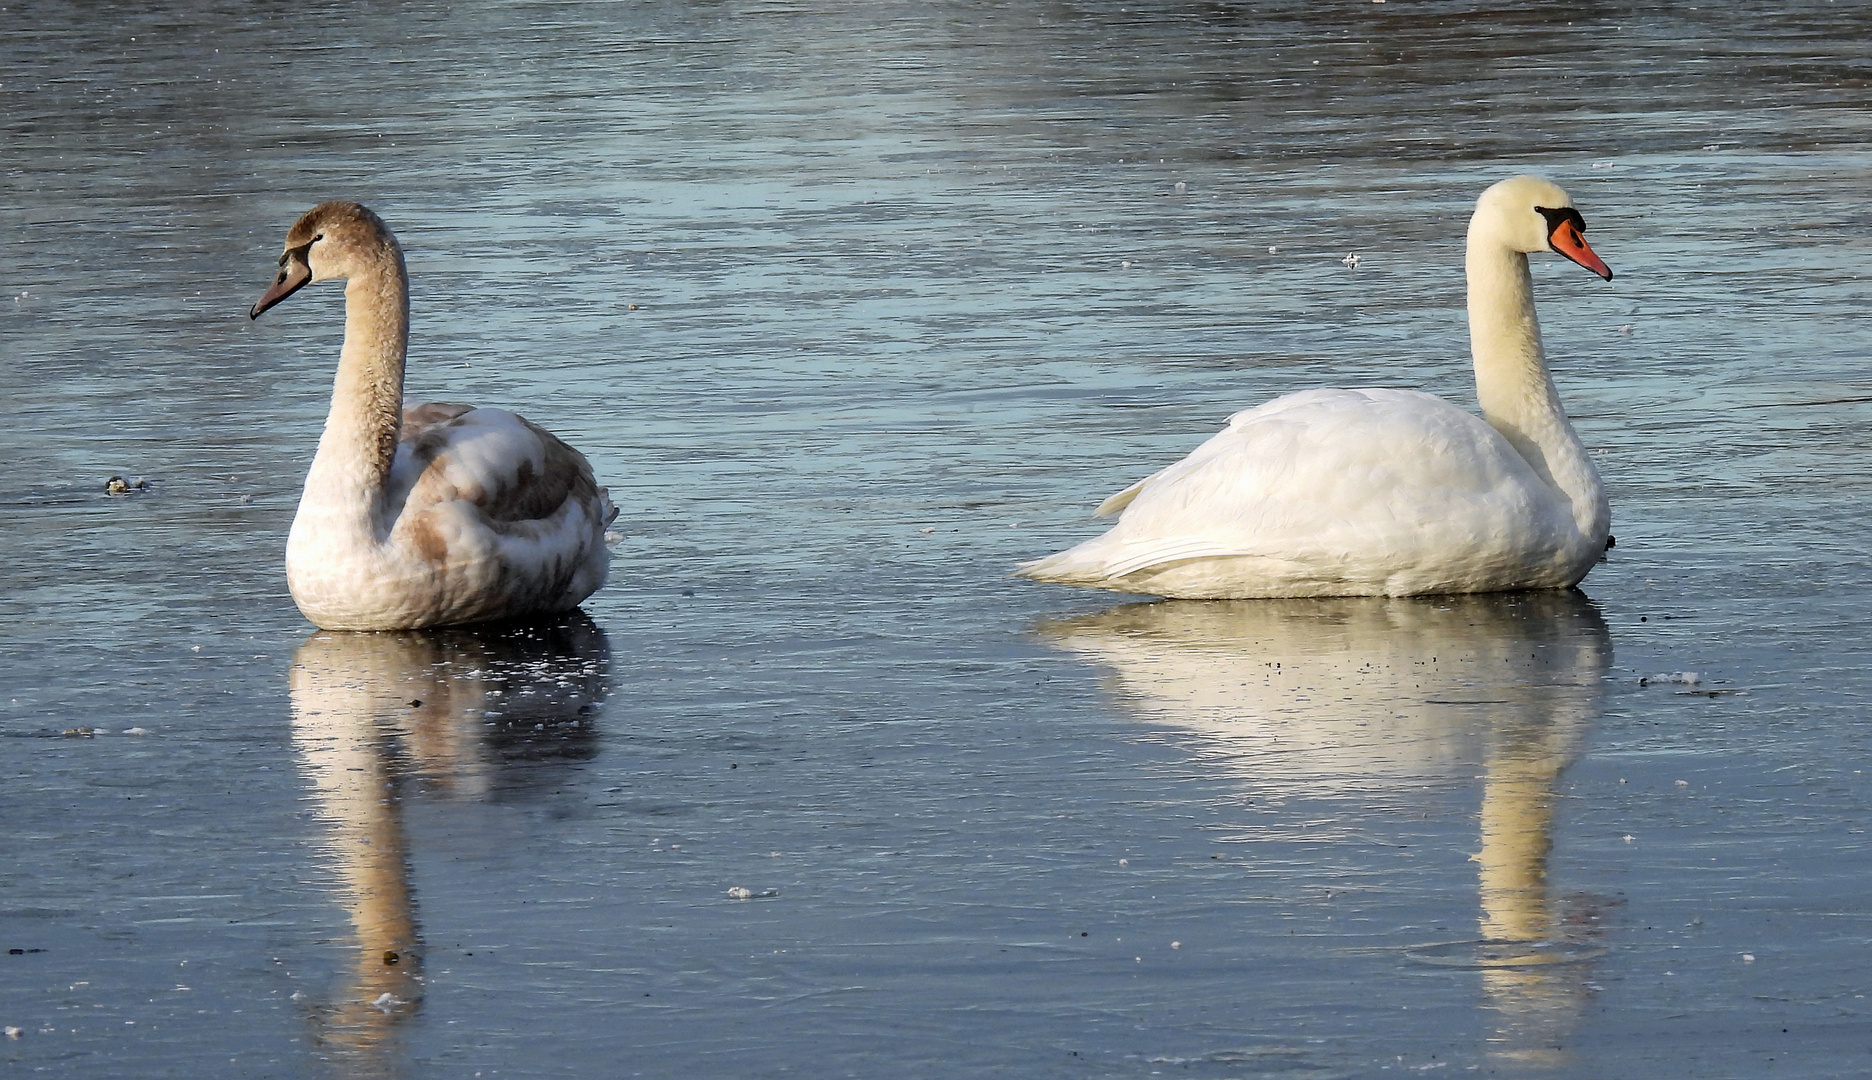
1466,236 -> 1607,541
300,258 -> 409,541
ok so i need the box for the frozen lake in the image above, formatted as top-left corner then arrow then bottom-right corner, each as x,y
4,1 -> 1872,1076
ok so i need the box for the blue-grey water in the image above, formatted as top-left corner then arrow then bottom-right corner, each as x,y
4,2 -> 1872,1077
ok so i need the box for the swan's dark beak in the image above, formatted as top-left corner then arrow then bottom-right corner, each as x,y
1547,213 -> 1613,281
250,249 -> 313,319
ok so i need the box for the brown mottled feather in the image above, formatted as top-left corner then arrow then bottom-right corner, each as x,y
402,402 -> 476,439
398,409 -> 604,527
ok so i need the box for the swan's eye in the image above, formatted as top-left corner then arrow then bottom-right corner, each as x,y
313,233 -> 325,242
1534,206 -> 1584,236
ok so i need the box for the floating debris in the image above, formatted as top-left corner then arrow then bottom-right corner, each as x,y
104,476 -> 150,496
1341,252 -> 1361,269
726,886 -> 779,900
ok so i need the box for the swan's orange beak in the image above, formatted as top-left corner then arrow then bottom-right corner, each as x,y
250,251 -> 312,319
1549,216 -> 1612,281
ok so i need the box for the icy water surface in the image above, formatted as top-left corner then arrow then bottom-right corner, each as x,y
4,1 -> 1872,1076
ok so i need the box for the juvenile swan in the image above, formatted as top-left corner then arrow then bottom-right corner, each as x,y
251,202 -> 616,630
1019,175 -> 1615,599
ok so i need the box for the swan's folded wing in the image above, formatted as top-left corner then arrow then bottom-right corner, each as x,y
397,408 -> 603,527
1094,389 -> 1540,571
1085,394 -> 1336,519
1081,536 -> 1251,579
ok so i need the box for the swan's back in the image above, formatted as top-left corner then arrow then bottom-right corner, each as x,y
1021,388 -> 1593,598
384,406 -> 614,620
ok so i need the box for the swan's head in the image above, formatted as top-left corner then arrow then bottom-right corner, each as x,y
1471,175 -> 1613,281
250,201 -> 402,319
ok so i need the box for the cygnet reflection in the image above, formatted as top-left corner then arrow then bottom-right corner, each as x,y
1039,591 -> 1611,1071
287,614 -> 610,1073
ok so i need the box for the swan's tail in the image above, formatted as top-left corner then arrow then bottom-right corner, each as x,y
1017,534 -> 1242,589
1014,548 -> 1103,587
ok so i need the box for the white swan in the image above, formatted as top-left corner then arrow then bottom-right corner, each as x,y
1019,175 -> 1615,599
251,202 -> 616,630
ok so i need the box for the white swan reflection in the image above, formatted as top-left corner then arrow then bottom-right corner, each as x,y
1039,591 -> 1610,1070
287,614 -> 609,1073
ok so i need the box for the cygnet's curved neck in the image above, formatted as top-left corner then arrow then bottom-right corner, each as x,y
303,253 -> 409,536
1466,232 -> 1605,539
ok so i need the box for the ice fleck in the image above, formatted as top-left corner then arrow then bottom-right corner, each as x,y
727,886 -> 779,900
370,992 -> 399,1012
1172,181 -> 1187,195
122,727 -> 149,736
4,1027 -> 20,1040
1622,834 -> 1636,843
1267,245 -> 1279,254
1742,953 -> 1756,962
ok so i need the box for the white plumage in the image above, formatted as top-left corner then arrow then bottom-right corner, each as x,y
1020,175 -> 1615,599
